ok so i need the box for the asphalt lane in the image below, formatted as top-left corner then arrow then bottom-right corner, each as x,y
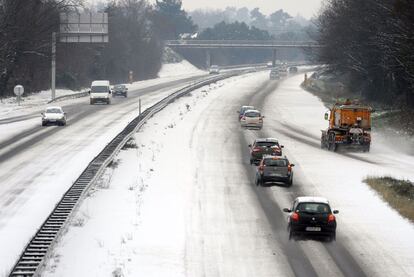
210,76 -> 367,277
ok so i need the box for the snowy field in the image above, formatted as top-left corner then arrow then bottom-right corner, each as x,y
43,71 -> 414,276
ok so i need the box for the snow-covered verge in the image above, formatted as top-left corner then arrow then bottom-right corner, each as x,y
0,89 -> 84,118
158,60 -> 205,78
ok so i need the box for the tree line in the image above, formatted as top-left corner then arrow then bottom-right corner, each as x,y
0,0 -> 195,98
316,0 -> 414,108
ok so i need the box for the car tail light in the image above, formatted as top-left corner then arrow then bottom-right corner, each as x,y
291,212 -> 299,222
272,147 -> 281,153
241,116 -> 246,120
288,164 -> 292,172
335,136 -> 343,142
259,165 -> 265,172
328,214 -> 335,223
252,147 -> 261,152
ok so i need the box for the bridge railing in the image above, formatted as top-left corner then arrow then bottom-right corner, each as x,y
164,40 -> 320,47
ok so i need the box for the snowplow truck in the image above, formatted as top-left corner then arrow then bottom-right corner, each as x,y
321,101 -> 372,152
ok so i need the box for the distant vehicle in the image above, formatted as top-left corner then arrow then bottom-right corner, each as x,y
41,106 -> 66,126
89,80 -> 111,105
112,84 -> 128,98
249,138 -> 283,165
278,67 -> 288,77
269,70 -> 280,80
237,105 -> 255,121
289,66 -> 298,73
283,197 -> 339,241
255,155 -> 294,186
240,109 -> 263,129
209,65 -> 220,74
267,62 -> 274,68
321,100 -> 372,152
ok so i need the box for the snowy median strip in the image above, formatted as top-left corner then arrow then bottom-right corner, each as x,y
8,69 -> 256,277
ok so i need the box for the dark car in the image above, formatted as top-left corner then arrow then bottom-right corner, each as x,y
237,105 -> 255,121
289,66 -> 298,73
255,155 -> 294,186
283,197 -> 339,241
113,84 -> 128,97
269,70 -> 280,80
249,138 -> 283,165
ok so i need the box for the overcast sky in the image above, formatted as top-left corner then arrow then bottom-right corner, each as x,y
180,0 -> 324,19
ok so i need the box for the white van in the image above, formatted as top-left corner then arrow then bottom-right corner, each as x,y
90,80 -> 111,105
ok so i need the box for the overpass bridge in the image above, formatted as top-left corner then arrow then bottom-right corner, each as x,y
164,40 -> 321,67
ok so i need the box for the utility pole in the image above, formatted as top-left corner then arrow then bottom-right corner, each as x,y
51,32 -> 56,100
272,49 -> 277,67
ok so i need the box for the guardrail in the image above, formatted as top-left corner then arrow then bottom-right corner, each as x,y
8,68 -> 257,277
47,91 -> 89,104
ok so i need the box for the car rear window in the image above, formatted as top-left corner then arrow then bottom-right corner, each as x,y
245,111 -> 260,117
256,141 -> 278,147
296,203 -> 331,214
264,159 -> 287,166
114,85 -> 125,90
46,108 -> 61,113
241,106 -> 254,113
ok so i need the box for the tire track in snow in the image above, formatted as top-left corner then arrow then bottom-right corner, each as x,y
234,80 -> 320,277
248,76 -> 368,277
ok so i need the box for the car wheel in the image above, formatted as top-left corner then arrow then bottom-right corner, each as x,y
250,159 -> 254,165
90,99 -> 94,105
286,177 -> 293,187
42,122 -> 46,126
289,229 -> 294,240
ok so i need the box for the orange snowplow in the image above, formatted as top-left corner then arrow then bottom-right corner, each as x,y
321,100 -> 372,152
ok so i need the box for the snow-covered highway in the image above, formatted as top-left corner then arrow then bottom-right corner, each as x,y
41,71 -> 414,276
0,72 -> 212,274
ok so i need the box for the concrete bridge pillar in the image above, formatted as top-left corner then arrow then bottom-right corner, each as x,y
206,50 -> 212,68
272,49 -> 277,67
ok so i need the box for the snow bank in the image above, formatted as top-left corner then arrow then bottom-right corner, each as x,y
0,89 -> 84,118
158,60 -> 205,78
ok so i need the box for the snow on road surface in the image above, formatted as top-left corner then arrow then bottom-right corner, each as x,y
44,74 -> 293,277
0,69 -> 207,275
44,71 -> 414,276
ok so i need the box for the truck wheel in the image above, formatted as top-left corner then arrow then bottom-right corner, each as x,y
328,133 -> 337,152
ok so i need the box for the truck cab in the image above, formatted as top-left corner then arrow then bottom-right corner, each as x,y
90,80 -> 111,105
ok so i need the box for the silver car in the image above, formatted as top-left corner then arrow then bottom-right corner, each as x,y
41,106 -> 67,126
240,109 -> 263,129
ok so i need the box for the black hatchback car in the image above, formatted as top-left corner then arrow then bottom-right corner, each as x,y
113,84 -> 128,97
283,197 -> 339,241
249,138 -> 283,165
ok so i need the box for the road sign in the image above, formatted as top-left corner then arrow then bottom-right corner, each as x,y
59,12 -> 108,43
14,85 -> 24,96
14,85 -> 24,106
